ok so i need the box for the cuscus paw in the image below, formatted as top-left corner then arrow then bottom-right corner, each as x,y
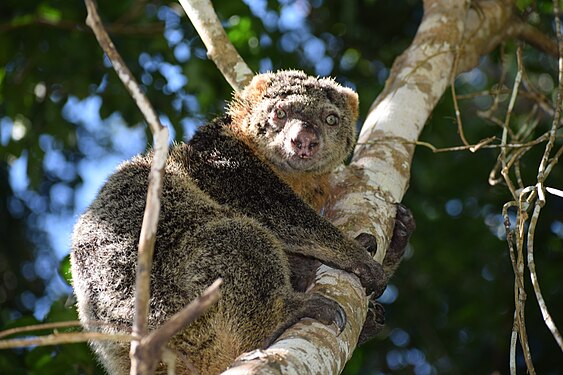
389,203 -> 415,257
261,293 -> 347,348
351,259 -> 386,297
355,232 -> 377,256
303,293 -> 347,334
358,299 -> 385,345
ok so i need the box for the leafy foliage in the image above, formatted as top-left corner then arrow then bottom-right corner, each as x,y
0,0 -> 561,374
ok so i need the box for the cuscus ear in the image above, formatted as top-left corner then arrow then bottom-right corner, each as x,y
228,72 -> 274,120
239,72 -> 275,102
337,85 -> 359,123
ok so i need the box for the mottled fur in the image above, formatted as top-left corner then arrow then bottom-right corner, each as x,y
227,71 -> 358,210
71,71 -> 386,375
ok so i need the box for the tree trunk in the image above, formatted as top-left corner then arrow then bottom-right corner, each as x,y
221,0 -> 528,373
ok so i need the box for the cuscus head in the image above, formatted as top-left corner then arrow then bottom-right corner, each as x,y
227,70 -> 359,175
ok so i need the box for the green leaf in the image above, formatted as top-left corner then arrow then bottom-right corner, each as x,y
37,5 -> 62,23
10,14 -> 35,27
58,255 -> 72,286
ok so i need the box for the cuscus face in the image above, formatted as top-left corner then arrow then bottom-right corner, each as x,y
228,70 -> 359,175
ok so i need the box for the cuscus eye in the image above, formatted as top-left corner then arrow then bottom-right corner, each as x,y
275,108 -> 287,119
325,114 -> 339,125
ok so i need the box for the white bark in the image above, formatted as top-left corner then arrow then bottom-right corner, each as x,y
177,0 -> 254,91
179,0 -> 533,373
224,0 -> 519,373
329,0 -> 518,260
222,266 -> 365,375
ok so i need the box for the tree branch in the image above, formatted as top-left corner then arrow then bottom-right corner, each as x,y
132,279 -> 223,375
222,266 -> 366,375
329,0 -> 473,264
0,332 -> 132,349
0,321 -> 83,339
83,0 -> 170,373
73,0 -> 559,373
511,21 -> 558,58
198,0 -> 536,373
0,16 -> 164,35
177,0 -> 254,91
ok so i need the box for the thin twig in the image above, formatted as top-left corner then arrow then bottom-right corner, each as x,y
512,19 -> 559,58
514,160 -> 524,190
518,88 -> 558,121
510,316 -> 518,375
527,201 -> 563,351
504,148 -> 532,179
502,201 -> 523,291
455,86 -> 509,100
84,0 -> 164,135
515,188 -> 536,375
83,1 -> 170,374
0,17 -> 164,35
538,0 -> 563,182
144,279 -> 221,348
451,49 -> 470,146
0,332 -> 132,349
488,127 -> 560,186
500,44 -> 524,200
503,194 -> 535,375
544,144 -> 563,177
484,43 -> 508,118
357,132 -> 562,154
0,321 -> 82,339
515,106 -> 541,142
132,279 -> 223,374
514,0 -> 563,356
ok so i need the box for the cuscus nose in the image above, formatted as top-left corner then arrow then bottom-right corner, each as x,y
289,123 -> 319,159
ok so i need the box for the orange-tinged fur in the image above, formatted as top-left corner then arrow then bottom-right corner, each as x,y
70,71 -> 387,375
277,171 -> 330,211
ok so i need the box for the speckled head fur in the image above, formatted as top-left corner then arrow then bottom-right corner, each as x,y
227,70 -> 359,175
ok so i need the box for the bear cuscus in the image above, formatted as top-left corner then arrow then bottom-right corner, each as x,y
70,70 -> 412,375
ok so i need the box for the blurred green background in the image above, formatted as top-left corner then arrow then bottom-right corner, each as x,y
0,0 -> 561,374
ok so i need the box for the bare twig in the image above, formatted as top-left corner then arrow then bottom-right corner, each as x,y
509,318 -> 518,375
503,198 -> 529,375
500,45 -> 524,200
527,202 -> 563,351
357,132 -> 563,154
502,201 -> 522,291
177,0 -> 253,91
456,85 -> 509,100
545,144 -> 563,176
539,0 -> 563,182
132,279 -> 223,375
546,185 -> 563,198
0,321 -> 82,339
451,49 -> 471,146
0,17 -> 164,35
84,0 -> 166,135
515,188 -> 536,375
513,0 -> 563,356
0,332 -> 132,349
476,43 -> 508,121
518,87 -> 558,121
511,20 -> 559,58
83,0 -> 170,374
503,188 -> 534,375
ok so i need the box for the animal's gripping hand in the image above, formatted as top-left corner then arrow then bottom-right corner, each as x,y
354,203 -> 416,345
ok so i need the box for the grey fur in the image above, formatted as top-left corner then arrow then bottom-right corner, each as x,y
70,71 -> 385,375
